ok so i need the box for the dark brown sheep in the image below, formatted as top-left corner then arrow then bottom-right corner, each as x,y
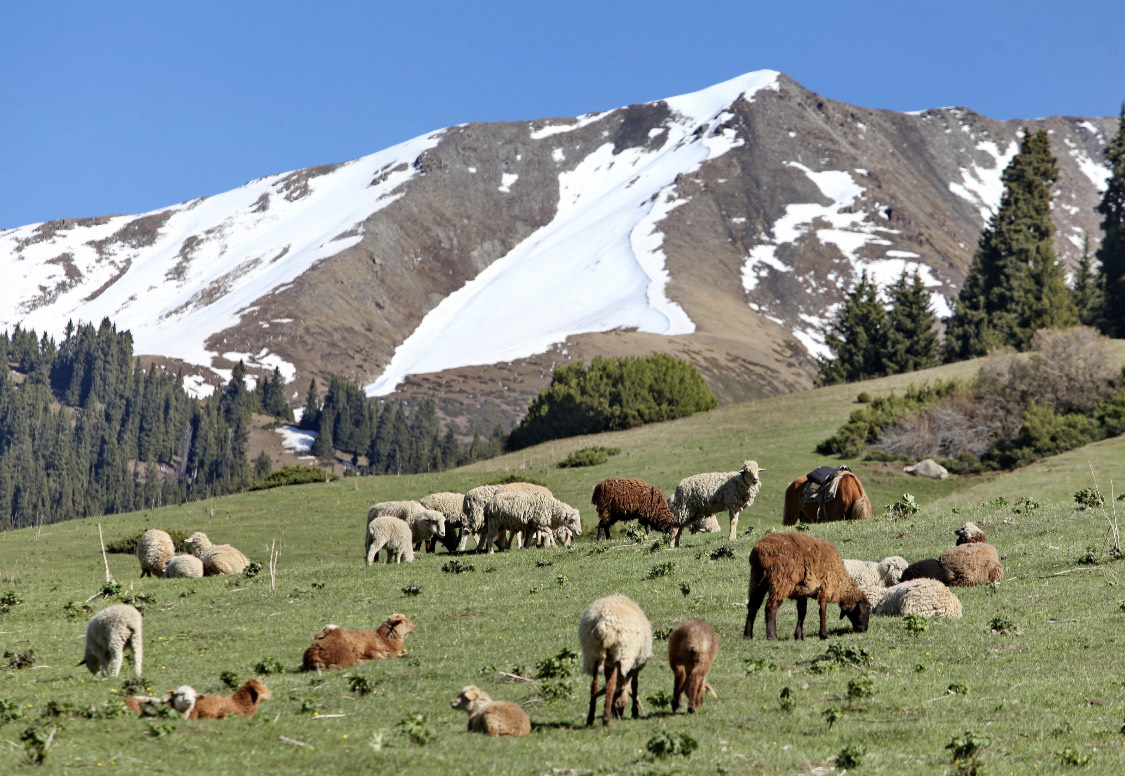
900,557 -> 944,583
668,619 -> 718,713
939,542 -> 1003,586
301,613 -> 416,671
743,532 -> 871,641
188,679 -> 271,719
591,477 -> 675,540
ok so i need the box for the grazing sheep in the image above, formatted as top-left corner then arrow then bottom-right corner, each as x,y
478,491 -> 580,553
163,554 -> 204,579
743,532 -> 871,641
843,556 -> 908,599
79,603 -> 143,678
365,516 -> 415,565
667,619 -> 718,714
460,483 -> 552,550
136,528 -> 176,577
579,594 -> 653,727
869,579 -> 963,619
900,557 -> 944,583
421,491 -> 466,552
667,460 -> 763,548
939,542 -> 1003,586
451,685 -> 532,736
954,522 -> 987,545
591,477 -> 675,540
188,679 -> 272,719
408,509 -> 447,552
301,614 -> 416,671
535,525 -> 576,549
185,531 -> 250,576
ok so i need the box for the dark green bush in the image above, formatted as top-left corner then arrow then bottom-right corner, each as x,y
105,529 -> 191,555
557,446 -> 620,468
249,465 -> 338,491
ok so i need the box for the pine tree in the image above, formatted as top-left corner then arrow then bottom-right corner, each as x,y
883,269 -> 940,375
816,272 -> 888,386
299,379 -> 320,430
1097,104 -> 1125,337
945,129 -> 1076,361
1071,232 -> 1105,328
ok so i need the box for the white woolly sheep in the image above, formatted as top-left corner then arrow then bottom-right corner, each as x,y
80,603 -> 143,678
869,578 -> 963,619
136,528 -> 175,578
168,685 -> 198,718
579,594 -> 653,727
420,491 -> 466,552
459,482 -> 552,549
163,554 -> 204,579
185,531 -> 251,576
451,685 -> 532,736
667,460 -> 763,548
478,490 -> 579,553
843,556 -> 908,600
366,499 -> 426,526
365,516 -> 415,565
365,500 -> 444,551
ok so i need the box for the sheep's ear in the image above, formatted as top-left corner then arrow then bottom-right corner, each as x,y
386,620 -> 400,638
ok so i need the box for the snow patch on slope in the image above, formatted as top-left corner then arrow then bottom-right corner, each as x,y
949,139 -> 1019,221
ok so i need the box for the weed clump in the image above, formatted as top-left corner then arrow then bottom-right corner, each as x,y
646,730 -> 697,758
254,656 -> 285,675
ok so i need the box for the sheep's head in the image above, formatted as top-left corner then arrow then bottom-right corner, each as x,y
452,684 -> 490,712
878,556 -> 909,585
167,685 -> 198,717
383,613 -> 417,640
423,510 -> 446,538
953,522 -> 986,545
841,597 -> 872,633
740,460 -> 763,486
185,531 -> 212,557
563,506 -> 582,534
240,679 -> 272,703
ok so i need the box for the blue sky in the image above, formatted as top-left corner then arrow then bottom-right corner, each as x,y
2,1 -> 1122,230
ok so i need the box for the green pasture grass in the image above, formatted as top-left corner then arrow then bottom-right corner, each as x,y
3,355 -> 1125,774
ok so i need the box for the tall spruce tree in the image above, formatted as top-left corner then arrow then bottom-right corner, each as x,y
1071,232 -> 1105,328
883,268 -> 939,374
816,271 -> 887,386
945,128 -> 1075,361
1097,104 -> 1125,337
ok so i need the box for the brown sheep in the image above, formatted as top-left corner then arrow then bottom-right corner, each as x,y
301,613 -> 416,671
591,477 -> 676,540
451,685 -> 532,736
939,542 -> 1003,586
954,522 -> 987,545
667,619 -> 718,713
188,679 -> 272,719
743,532 -> 871,641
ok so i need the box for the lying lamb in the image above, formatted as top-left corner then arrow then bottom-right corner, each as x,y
451,685 -> 531,736
301,613 -> 416,671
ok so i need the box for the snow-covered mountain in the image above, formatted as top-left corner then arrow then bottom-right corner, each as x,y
0,71 -> 1114,427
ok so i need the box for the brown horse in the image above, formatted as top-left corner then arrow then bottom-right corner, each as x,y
782,470 -> 872,525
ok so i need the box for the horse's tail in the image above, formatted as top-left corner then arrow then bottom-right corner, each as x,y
846,475 -> 873,519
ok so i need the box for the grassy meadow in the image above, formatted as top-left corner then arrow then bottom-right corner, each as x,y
4,358 -> 1125,774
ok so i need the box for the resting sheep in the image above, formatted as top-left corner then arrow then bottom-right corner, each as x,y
80,603 -> 143,678
365,516 -> 415,565
163,554 -> 204,579
123,685 -> 198,718
136,528 -> 175,577
939,542 -> 1003,586
843,556 -> 908,600
301,613 -> 416,671
667,460 -> 762,547
579,594 -> 653,727
451,685 -> 532,736
185,531 -> 250,575
188,679 -> 272,719
668,618 -> 718,713
954,522 -> 987,545
743,532 -> 870,641
868,578 -> 963,619
900,558 -> 944,583
420,491 -> 466,552
591,477 -> 675,540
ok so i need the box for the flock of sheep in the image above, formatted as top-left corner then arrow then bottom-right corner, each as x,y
73,459 -> 1004,736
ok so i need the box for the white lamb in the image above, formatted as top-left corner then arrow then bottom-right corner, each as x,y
843,556 -> 909,600
136,528 -> 175,577
366,500 -> 445,551
163,554 -> 204,579
667,460 -> 763,547
579,594 -> 653,727
365,516 -> 415,565
868,578 -> 962,619
80,603 -> 143,678
185,531 -> 251,575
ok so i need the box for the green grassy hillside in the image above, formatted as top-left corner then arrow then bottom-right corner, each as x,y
3,358 -> 1125,774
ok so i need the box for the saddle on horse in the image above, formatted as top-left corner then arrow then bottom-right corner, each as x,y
801,465 -> 852,519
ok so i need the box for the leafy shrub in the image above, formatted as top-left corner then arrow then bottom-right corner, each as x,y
817,380 -> 961,457
3,650 -> 36,670
1056,746 -> 1092,766
509,354 -> 717,450
557,446 -> 620,468
253,657 -> 284,675
646,561 -> 674,580
822,707 -> 841,730
744,657 -> 777,674
105,529 -> 191,554
1074,487 -> 1105,510
948,682 -> 969,695
778,686 -> 795,712
348,674 -> 374,697
903,613 -> 928,636
0,591 -> 23,614
646,689 -> 672,710
442,560 -> 474,574
249,465 -> 338,491
397,713 -> 434,745
0,697 -> 23,723
883,493 -> 919,519
488,474 -> 548,487
646,730 -> 698,757
219,671 -> 239,689
847,675 -> 874,700
624,523 -> 647,543
836,744 -> 866,769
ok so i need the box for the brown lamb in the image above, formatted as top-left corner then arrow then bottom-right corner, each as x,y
939,542 -> 1003,586
900,557 -> 944,583
954,522 -> 987,545
743,532 -> 871,641
301,613 -> 416,671
451,685 -> 532,736
591,477 -> 676,540
667,618 -> 719,713
188,679 -> 272,719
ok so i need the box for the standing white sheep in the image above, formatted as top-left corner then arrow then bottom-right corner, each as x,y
421,492 -> 466,552
79,603 -> 143,678
366,501 -> 446,551
365,516 -> 415,565
579,594 -> 653,727
477,491 -> 579,553
136,528 -> 175,577
667,460 -> 763,547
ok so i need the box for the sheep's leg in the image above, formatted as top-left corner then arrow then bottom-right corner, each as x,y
818,595 -> 830,639
671,665 -> 686,712
728,508 -> 739,540
107,636 -> 125,678
130,629 -> 142,676
669,524 -> 683,549
794,598 -> 806,641
629,668 -> 640,719
764,595 -> 782,641
602,662 -> 620,726
744,583 -> 768,638
586,659 -> 603,726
